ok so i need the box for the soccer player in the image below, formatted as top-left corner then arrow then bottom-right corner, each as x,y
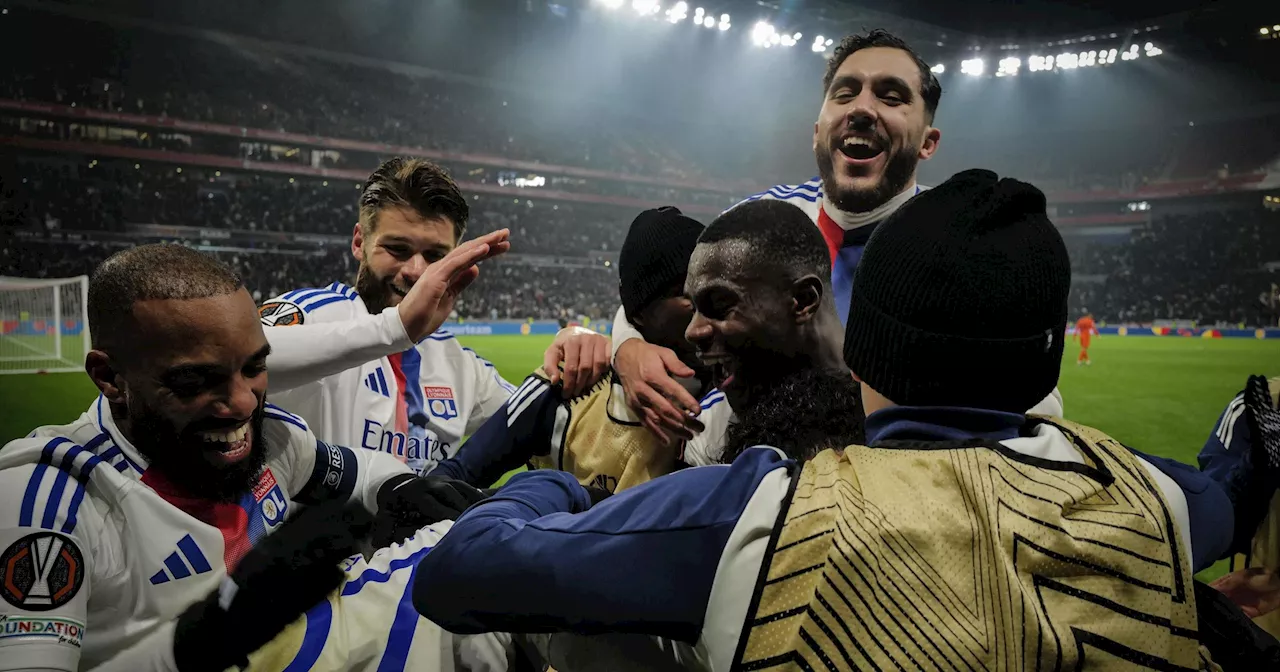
412,171 -> 1233,671
259,157 -> 609,475
609,29 -> 947,441
1074,311 -> 1098,365
0,245 -> 412,669
430,206 -> 712,493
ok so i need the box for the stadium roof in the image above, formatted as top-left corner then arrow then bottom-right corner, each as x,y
801,0 -> 1213,39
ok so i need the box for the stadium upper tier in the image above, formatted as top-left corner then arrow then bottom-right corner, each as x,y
4,4 -> 1279,201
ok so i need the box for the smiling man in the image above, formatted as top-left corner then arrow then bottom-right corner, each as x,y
0,244 -> 416,671
610,29 -> 946,442
259,158 -> 610,476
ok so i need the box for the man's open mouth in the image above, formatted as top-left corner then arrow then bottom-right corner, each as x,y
839,135 -> 885,161
703,357 -> 738,392
389,284 -> 410,299
197,423 -> 253,465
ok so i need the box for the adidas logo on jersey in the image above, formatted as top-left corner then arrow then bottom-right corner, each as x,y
364,369 -> 390,397
149,534 -> 213,585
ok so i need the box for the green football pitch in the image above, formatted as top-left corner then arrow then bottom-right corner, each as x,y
2,334 -> 1278,580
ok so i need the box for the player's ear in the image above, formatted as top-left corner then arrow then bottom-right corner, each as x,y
792,274 -> 824,324
351,222 -> 365,262
918,126 -> 941,160
85,350 -> 127,403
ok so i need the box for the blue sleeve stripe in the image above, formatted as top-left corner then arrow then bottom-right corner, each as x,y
303,295 -> 351,312
283,287 -> 327,301
265,403 -> 308,426
700,394 -> 726,410
283,601 -> 334,672
83,432 -> 110,453
376,561 -> 425,672
266,412 -> 308,433
20,438 -> 68,527
342,545 -> 433,596
41,465 -> 72,530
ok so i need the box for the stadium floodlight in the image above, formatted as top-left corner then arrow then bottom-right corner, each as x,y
597,0 -> 624,9
1055,52 -> 1079,69
793,32 -> 802,40
996,57 -> 1020,77
694,6 -> 703,17
1275,25 -> 1280,31
812,35 -> 827,52
930,63 -> 945,74
704,15 -> 716,28
631,0 -> 658,15
825,38 -> 833,46
718,15 -> 730,30
666,1 -> 687,22
751,21 -> 775,47
960,58 -> 985,76
1027,55 -> 1047,72
1144,42 -> 1163,56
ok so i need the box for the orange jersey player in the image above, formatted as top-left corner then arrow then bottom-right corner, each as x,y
1074,313 -> 1098,365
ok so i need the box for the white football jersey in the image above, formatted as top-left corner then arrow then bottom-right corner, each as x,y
681,388 -> 735,467
0,395 -> 410,671
245,522 -> 514,672
261,282 -> 516,475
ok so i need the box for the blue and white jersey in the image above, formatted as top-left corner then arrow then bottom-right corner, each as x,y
245,522 -> 514,672
262,282 -> 516,475
0,396 -> 410,671
680,388 -> 735,467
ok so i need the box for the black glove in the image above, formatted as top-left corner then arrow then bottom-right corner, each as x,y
372,474 -> 488,547
173,500 -> 373,672
1245,375 -> 1280,476
1194,580 -> 1280,669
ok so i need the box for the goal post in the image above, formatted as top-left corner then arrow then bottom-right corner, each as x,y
0,276 -> 90,375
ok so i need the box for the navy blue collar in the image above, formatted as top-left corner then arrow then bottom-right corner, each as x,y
864,406 -> 1027,444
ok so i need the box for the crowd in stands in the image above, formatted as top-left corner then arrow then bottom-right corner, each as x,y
5,158 -> 633,256
1067,207 -> 1280,327
1,8 -> 711,183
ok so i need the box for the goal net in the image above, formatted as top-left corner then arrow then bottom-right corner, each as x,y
0,276 -> 90,375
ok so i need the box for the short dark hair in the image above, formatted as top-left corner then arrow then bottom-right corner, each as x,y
359,157 -> 469,241
721,368 -> 864,464
88,244 -> 244,356
699,200 -> 831,290
823,29 -> 942,122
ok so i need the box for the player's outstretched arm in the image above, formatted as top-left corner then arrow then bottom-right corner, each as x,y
413,448 -> 792,639
431,372 -> 563,487
260,229 -> 509,393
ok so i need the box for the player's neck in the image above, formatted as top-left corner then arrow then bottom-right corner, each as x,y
822,180 -> 919,231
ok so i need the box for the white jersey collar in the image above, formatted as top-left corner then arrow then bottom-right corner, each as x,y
821,181 -> 920,232
91,394 -> 151,472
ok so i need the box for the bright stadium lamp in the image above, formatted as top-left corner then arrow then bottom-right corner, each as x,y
666,0 -> 687,22
598,0 -> 624,9
718,15 -> 730,30
996,57 -> 1020,77
751,21 -> 775,47
960,58 -> 984,76
703,15 -> 715,27
631,0 -> 658,15
930,62 -> 945,74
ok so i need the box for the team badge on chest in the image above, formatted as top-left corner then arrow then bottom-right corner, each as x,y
425,386 -> 459,421
252,469 -> 289,529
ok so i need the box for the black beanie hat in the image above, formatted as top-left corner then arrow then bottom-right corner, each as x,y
619,207 -> 705,322
843,169 -> 1071,413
